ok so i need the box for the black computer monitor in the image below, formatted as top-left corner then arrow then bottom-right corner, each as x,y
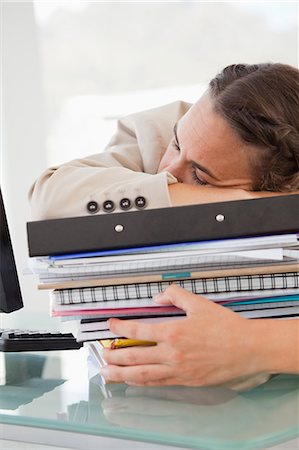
0,187 -> 23,313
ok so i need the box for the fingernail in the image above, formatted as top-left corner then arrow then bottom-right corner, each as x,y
107,318 -> 113,329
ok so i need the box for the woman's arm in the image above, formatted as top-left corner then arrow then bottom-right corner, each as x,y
249,317 -> 299,374
29,162 -> 175,220
101,285 -> 298,388
28,131 -> 174,221
29,102 -> 190,220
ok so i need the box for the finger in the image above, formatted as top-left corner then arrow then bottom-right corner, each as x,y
153,283 -> 210,312
108,318 -> 165,342
103,344 -> 166,366
100,363 -> 171,384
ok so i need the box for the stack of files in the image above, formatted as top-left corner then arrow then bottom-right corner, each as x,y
29,232 -> 299,342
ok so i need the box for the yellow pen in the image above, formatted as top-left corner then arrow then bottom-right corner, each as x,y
110,338 -> 157,349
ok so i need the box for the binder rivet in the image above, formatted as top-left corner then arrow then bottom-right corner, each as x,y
115,224 -> 124,232
216,214 -> 225,222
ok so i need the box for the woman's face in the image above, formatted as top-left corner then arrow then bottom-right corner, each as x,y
157,93 -> 260,190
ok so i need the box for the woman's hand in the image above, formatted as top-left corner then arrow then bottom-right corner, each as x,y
101,285 -> 269,387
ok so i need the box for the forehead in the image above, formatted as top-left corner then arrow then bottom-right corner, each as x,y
177,94 -> 257,180
178,94 -> 245,155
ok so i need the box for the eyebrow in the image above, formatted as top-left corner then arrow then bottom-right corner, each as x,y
173,123 -> 220,181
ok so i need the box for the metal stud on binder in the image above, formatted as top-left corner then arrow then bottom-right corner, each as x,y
216,214 -> 225,222
115,224 -> 124,232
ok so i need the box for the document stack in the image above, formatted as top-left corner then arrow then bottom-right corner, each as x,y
27,196 -> 299,347
29,235 -> 299,344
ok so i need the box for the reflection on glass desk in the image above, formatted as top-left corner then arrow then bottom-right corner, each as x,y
0,348 -> 298,450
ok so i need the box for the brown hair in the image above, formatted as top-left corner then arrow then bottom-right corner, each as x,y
209,63 -> 299,192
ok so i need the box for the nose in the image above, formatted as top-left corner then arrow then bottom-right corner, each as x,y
164,161 -> 184,183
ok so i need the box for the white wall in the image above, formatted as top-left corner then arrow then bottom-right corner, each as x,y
1,1 -> 61,330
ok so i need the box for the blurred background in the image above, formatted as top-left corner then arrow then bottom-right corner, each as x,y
1,0 -> 298,330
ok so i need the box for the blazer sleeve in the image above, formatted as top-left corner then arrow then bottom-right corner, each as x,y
29,101 -> 191,220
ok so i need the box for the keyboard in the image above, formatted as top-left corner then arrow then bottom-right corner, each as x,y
0,329 -> 83,352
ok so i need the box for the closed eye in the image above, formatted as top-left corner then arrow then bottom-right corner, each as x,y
191,166 -> 208,185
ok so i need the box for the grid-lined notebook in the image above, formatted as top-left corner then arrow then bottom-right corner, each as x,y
52,272 -> 299,305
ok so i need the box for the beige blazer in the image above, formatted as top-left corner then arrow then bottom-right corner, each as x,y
29,101 -> 191,220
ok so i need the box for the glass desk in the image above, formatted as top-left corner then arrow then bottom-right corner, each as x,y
0,348 -> 298,450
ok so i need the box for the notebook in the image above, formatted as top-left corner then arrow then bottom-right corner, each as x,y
51,272 -> 299,305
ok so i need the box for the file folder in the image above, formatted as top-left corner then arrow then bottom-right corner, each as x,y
27,195 -> 299,257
